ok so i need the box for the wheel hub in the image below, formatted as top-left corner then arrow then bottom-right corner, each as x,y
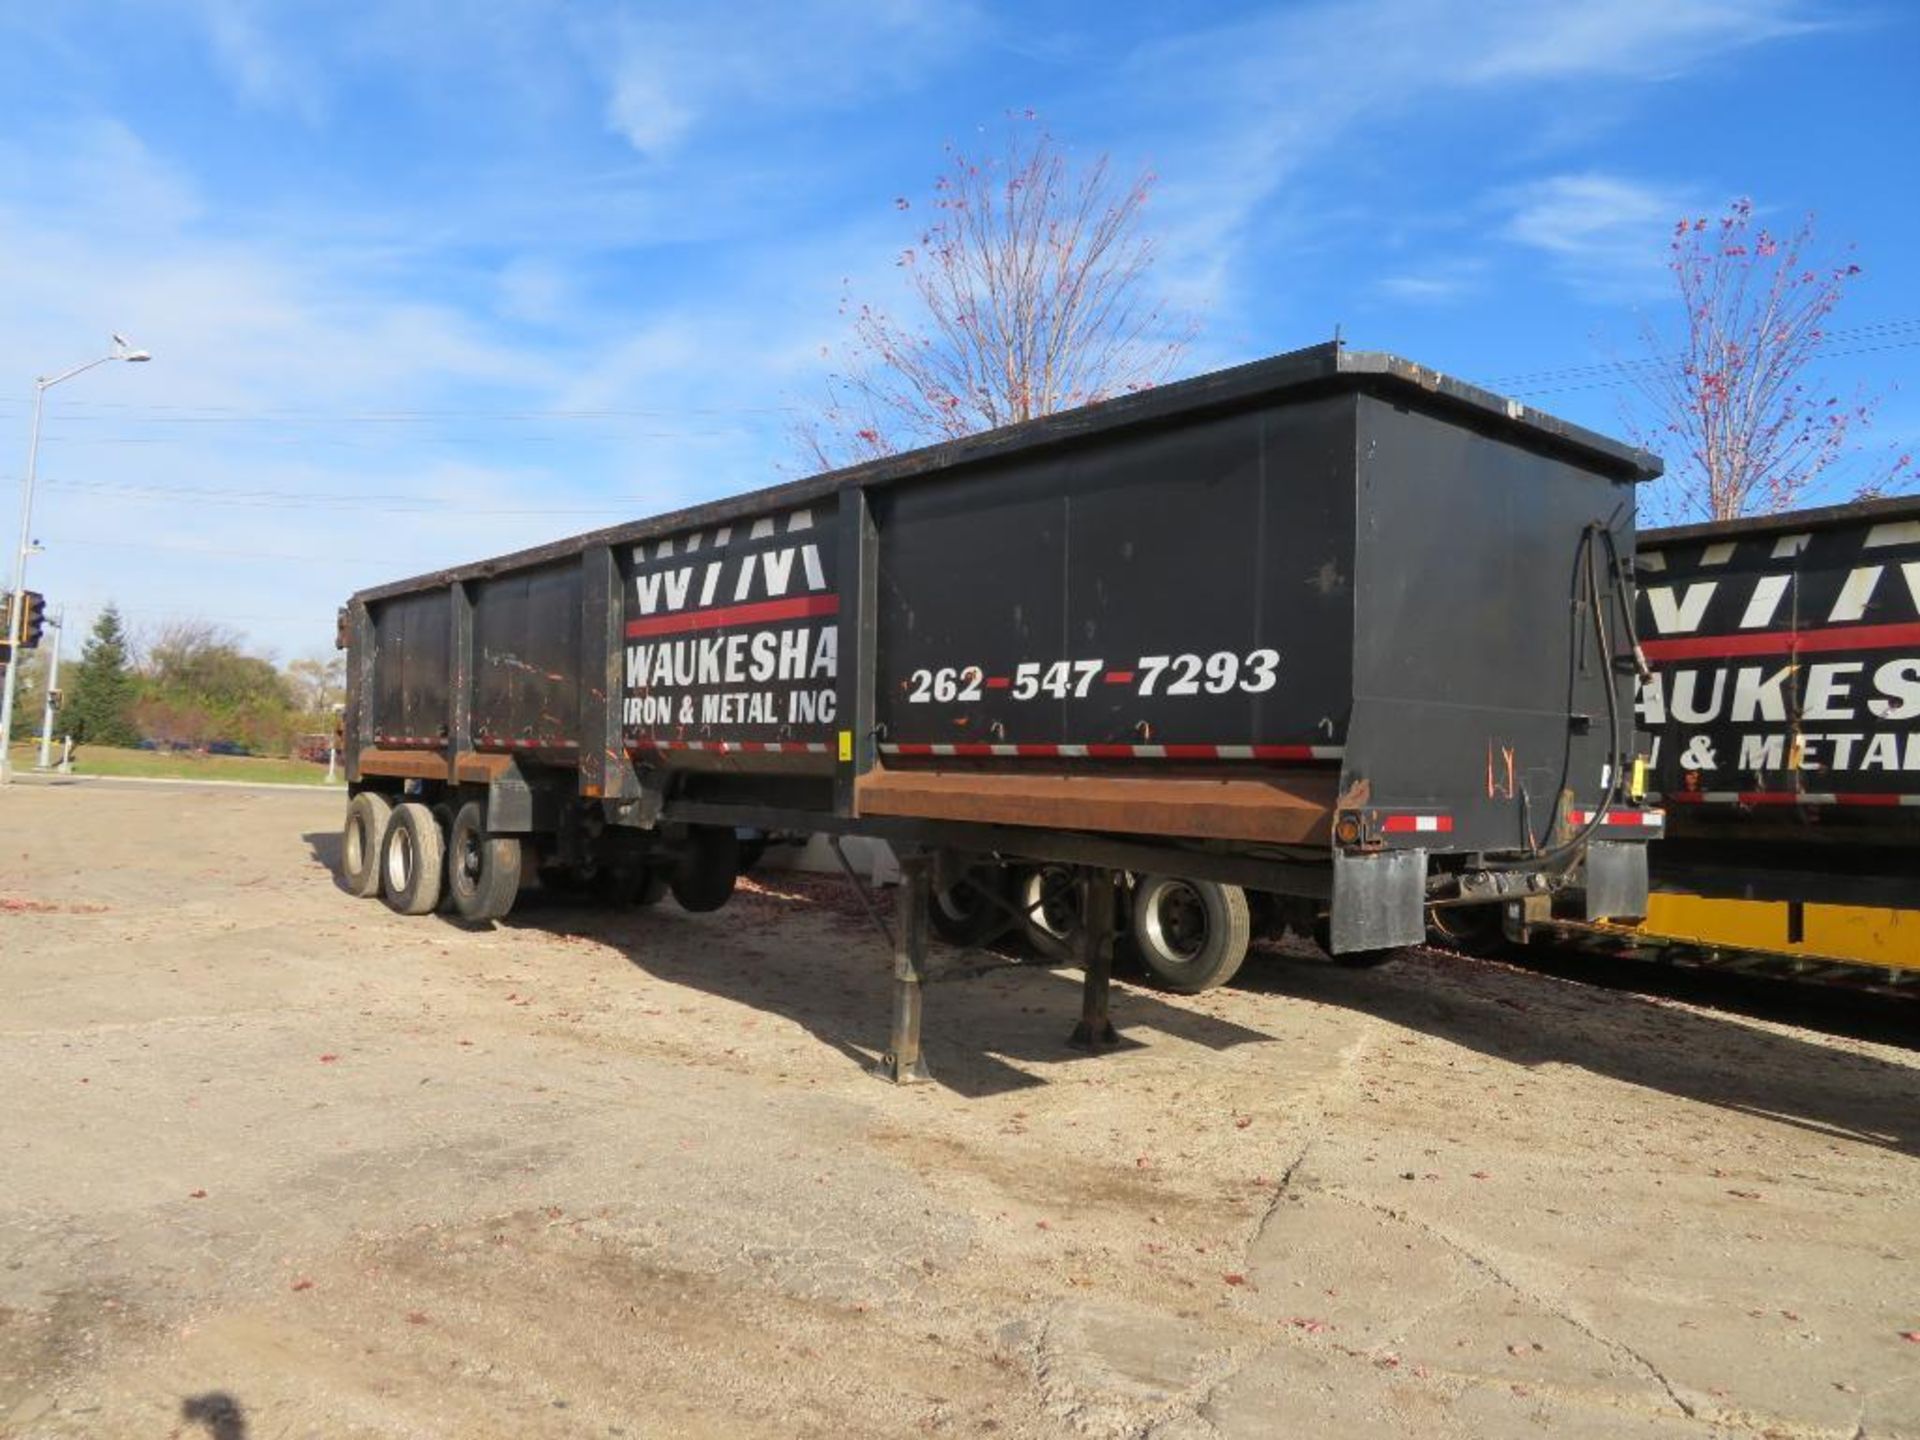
1151,883 -> 1207,962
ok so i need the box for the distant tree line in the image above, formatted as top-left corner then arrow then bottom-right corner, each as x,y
5,604 -> 342,757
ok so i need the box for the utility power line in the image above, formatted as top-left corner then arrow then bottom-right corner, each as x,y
43,536 -> 398,565
33,475 -> 662,517
1484,318 -> 1920,398
0,399 -> 801,422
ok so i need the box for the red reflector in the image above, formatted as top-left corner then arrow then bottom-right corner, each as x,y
1380,814 -> 1452,834
1569,809 -> 1664,827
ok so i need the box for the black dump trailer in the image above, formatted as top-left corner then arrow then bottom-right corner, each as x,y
1637,495 -> 1920,909
338,343 -> 1661,1077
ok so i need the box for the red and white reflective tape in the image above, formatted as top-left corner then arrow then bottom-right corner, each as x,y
1380,813 -> 1453,834
628,739 -> 832,755
1568,808 -> 1665,827
877,742 -> 1344,761
1663,790 -> 1920,808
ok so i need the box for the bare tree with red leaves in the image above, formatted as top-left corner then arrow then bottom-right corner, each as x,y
1632,199 -> 1909,522
802,119 -> 1196,469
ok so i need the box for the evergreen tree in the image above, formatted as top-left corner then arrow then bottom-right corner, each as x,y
66,605 -> 140,747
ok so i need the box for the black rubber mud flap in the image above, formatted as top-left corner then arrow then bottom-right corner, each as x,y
1584,840 -> 1649,922
1330,849 -> 1426,955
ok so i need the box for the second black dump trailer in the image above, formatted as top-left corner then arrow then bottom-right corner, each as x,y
1543,495 -> 1920,988
336,343 -> 1663,1076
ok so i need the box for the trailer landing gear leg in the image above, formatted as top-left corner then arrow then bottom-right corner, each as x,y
1070,869 -> 1119,1051
875,853 -> 933,1085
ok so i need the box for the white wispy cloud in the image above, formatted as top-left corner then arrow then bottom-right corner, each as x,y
0,97 -> 907,658
0,119 -> 616,658
595,0 -> 978,158
1463,0 -> 1828,81
1498,172 -> 1692,297
1375,258 -> 1491,306
1107,0 -> 1826,321
191,0 -> 323,121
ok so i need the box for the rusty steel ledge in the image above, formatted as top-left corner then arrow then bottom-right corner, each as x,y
355,748 -> 518,784
854,766 -> 1337,846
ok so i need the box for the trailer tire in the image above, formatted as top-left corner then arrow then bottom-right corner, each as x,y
380,802 -> 445,916
671,826 -> 739,913
1020,864 -> 1081,961
446,801 -> 522,922
1131,877 -> 1251,992
929,862 -> 1015,947
341,792 -> 392,899
431,802 -> 458,914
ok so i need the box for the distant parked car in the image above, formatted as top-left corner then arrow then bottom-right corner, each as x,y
205,741 -> 251,757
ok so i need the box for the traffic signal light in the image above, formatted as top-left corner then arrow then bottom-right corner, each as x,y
19,592 -> 46,650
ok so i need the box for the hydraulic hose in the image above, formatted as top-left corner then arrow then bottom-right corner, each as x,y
1481,520 -> 1638,873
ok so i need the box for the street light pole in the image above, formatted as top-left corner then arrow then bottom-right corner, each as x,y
0,338 -> 150,785
35,606 -> 63,771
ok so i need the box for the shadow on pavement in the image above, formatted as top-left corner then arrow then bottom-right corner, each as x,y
1236,942 -> 1920,1156
512,874 -> 1275,1099
304,829 -> 357,896
299,828 -> 1913,1134
302,831 -> 1275,1097
181,1391 -> 247,1439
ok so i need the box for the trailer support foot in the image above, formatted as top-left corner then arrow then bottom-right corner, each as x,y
1069,868 -> 1119,1051
874,853 -> 933,1085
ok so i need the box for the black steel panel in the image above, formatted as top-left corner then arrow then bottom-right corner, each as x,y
1346,396 -> 1639,848
345,599 -> 372,782
875,400 -> 1356,749
370,589 -> 450,745
471,562 -> 581,747
448,581 -> 473,781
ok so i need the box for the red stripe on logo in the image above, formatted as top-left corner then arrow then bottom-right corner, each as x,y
1104,671 -> 1136,684
1640,620 -> 1920,662
624,592 -> 839,638
985,676 -> 1011,689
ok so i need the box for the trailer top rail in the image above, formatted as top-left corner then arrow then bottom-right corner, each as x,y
350,343 -> 1661,606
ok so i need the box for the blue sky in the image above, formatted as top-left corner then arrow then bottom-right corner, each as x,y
0,0 -> 1915,662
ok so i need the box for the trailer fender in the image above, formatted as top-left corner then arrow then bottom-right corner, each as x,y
485,762 -> 556,835
1583,840 -> 1649,923
1330,848 -> 1426,954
